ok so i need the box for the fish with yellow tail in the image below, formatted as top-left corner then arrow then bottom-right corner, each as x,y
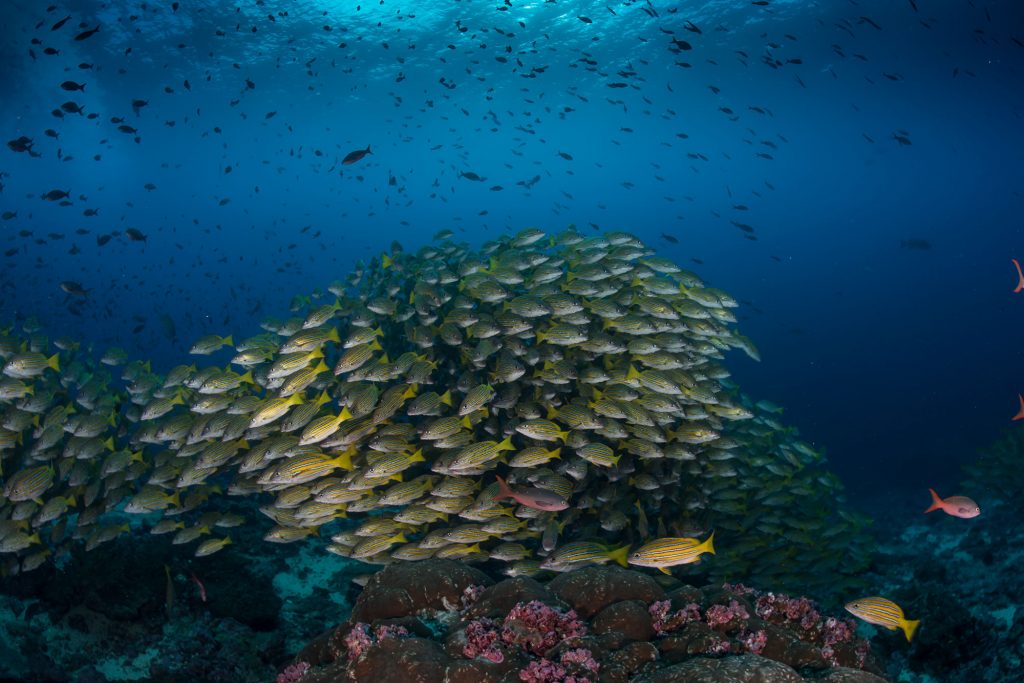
627,531 -> 715,574
844,596 -> 919,642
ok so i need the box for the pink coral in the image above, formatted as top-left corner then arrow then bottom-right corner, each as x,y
276,661 -> 309,683
502,601 -> 587,655
463,618 -> 504,663
822,616 -> 855,646
518,650 -> 598,683
374,624 -> 410,640
343,623 -> 373,660
705,600 -> 750,630
560,648 -> 599,673
739,629 -> 768,655
519,658 -> 567,683
343,622 -> 410,661
649,600 -> 701,635
754,592 -> 819,631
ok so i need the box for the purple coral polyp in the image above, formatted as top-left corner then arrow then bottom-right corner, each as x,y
518,648 -> 599,683
649,599 -> 701,635
502,600 -> 587,655
343,622 -> 410,661
705,599 -> 751,629
275,661 -> 310,683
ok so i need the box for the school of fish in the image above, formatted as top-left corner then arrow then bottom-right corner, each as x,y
0,228 -> 873,597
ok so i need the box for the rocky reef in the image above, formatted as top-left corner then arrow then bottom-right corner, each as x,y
282,558 -> 888,683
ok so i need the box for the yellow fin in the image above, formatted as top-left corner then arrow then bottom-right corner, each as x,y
607,543 -> 631,568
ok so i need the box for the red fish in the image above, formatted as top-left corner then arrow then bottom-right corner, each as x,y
494,475 -> 569,511
342,145 -> 371,165
1013,259 -> 1024,293
189,571 -> 207,602
1014,394 -> 1024,421
924,488 -> 980,518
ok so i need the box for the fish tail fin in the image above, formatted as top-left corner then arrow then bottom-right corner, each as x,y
702,530 -> 716,555
902,618 -> 920,642
222,335 -> 234,347
924,488 -> 943,514
440,390 -> 453,406
494,475 -> 512,500
608,544 -> 631,567
365,145 -> 372,154
382,254 -> 393,269
1014,394 -> 1024,421
47,353 -> 61,372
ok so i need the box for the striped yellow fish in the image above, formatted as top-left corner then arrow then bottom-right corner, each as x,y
2,352 -> 60,379
2,465 -> 55,502
628,532 -> 715,574
845,597 -> 920,642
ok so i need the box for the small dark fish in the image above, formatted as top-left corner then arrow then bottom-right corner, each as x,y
7,136 -> 37,154
660,233 -> 679,244
578,16 -> 593,24
125,228 -> 147,242
97,234 -> 111,246
74,26 -> 100,41
859,16 -> 882,31
342,145 -> 371,165
42,189 -> 70,201
557,151 -> 573,161
60,81 -> 86,91
43,47 -> 60,55
900,239 -> 932,250
60,101 -> 84,114
131,99 -> 148,116
51,15 -> 71,31
1,211 -> 16,220
60,280 -> 89,297
44,128 -> 59,139
459,171 -> 486,182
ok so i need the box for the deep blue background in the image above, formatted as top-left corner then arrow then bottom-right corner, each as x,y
1,0 -> 1022,504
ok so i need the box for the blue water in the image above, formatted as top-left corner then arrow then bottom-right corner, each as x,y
1,0 -> 1022,506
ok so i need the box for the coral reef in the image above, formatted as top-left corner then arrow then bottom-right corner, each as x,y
284,558 -> 887,683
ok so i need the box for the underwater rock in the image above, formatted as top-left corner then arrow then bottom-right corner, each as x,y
814,669 -> 890,683
548,565 -> 666,618
633,653 -> 805,682
279,560 -> 887,683
347,636 -> 450,683
350,558 -> 491,623
462,576 -> 557,620
591,599 -> 656,641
